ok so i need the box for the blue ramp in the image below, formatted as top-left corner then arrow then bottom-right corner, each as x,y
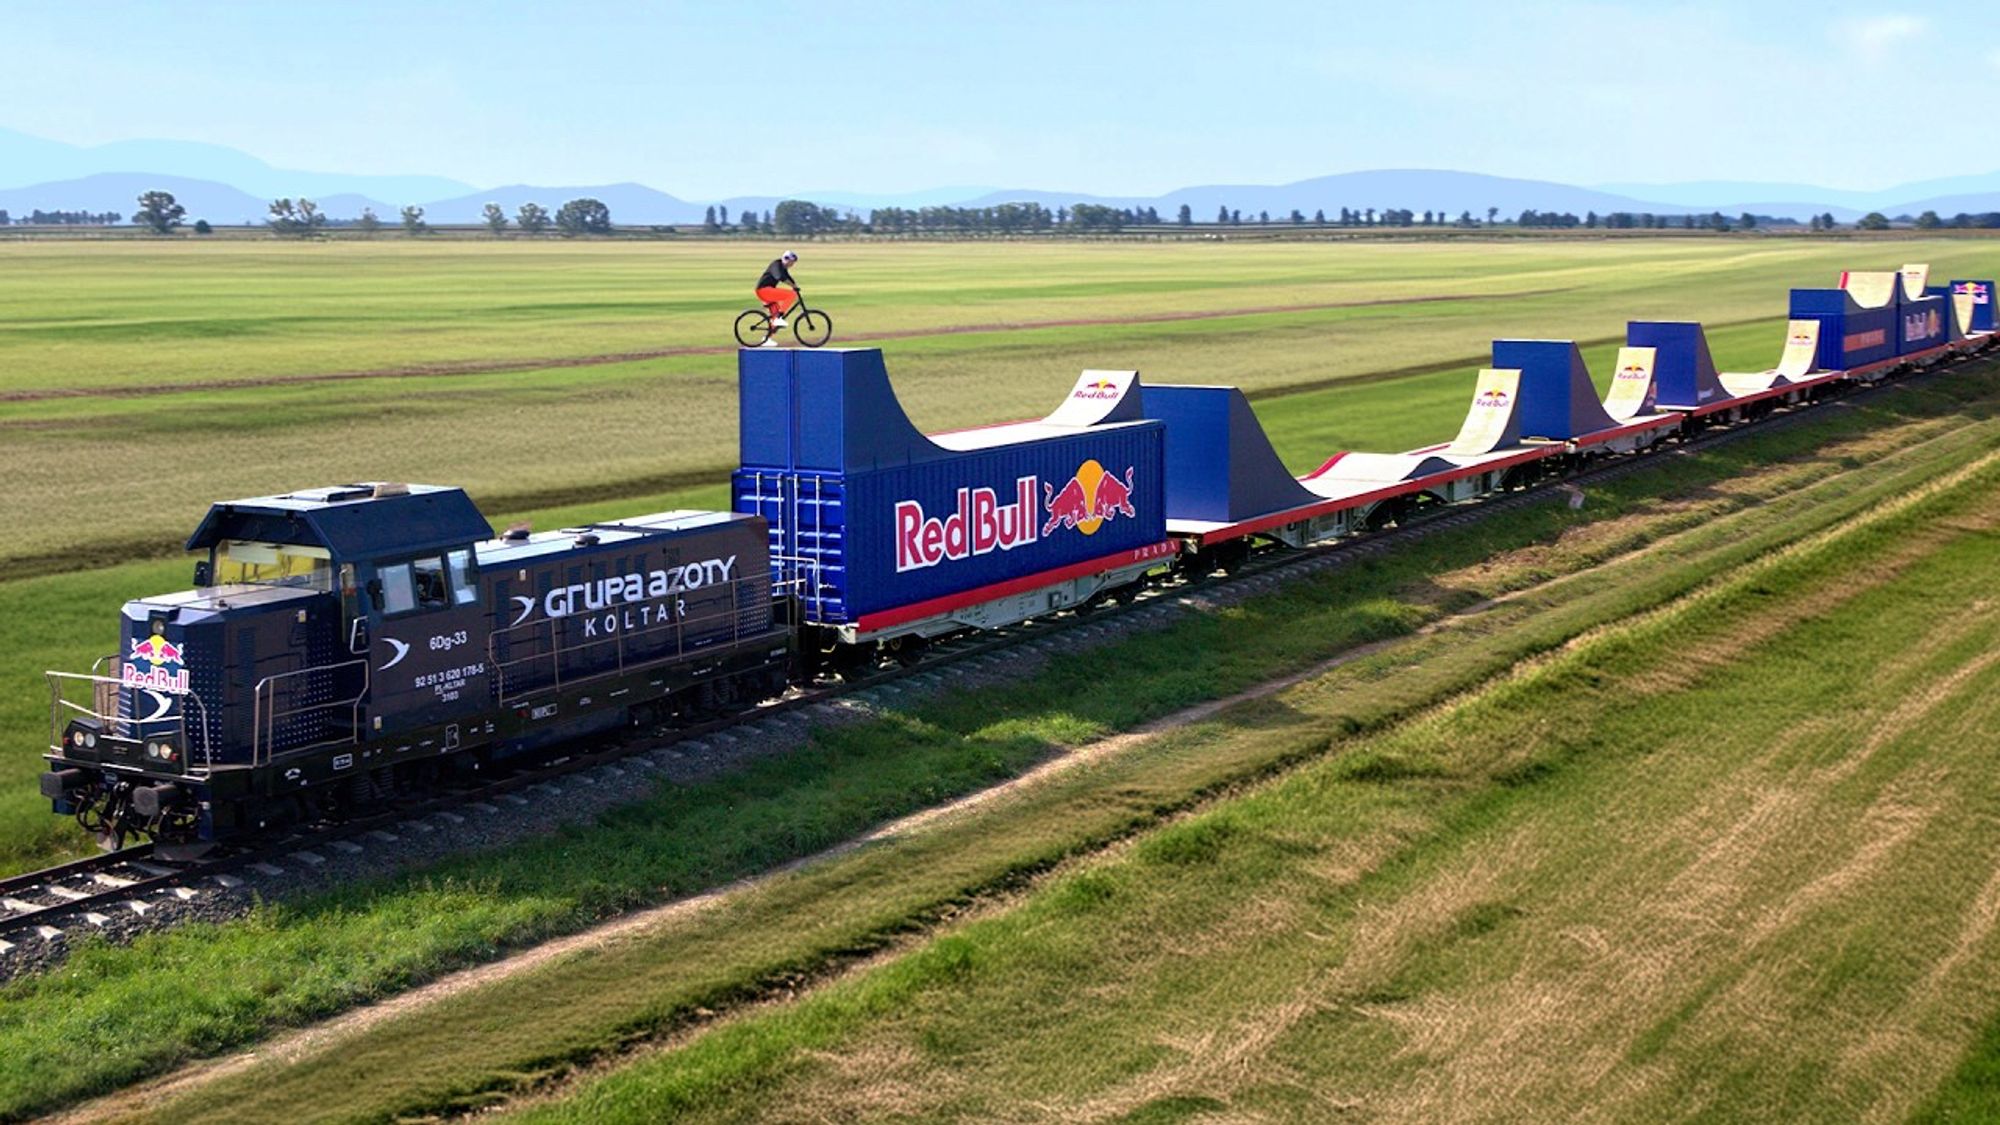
1626,322 -> 1731,409
1142,385 -> 1319,523
1489,340 -> 1619,440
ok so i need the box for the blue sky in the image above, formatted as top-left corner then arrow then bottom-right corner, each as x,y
2,1 -> 1995,195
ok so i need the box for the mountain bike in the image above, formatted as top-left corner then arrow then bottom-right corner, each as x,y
734,291 -> 834,348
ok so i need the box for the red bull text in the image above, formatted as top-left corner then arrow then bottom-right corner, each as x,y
893,462 -> 1142,572
124,633 -> 190,692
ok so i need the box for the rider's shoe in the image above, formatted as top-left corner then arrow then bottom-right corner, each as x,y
771,317 -> 787,328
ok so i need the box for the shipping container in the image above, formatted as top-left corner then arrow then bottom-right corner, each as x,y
734,349 -> 1169,638
1790,289 -> 1899,370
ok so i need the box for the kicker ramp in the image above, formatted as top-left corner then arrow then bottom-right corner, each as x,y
1951,280 -> 1997,334
1043,369 -> 1146,427
1625,322 -> 1731,409
1446,368 -> 1525,455
1141,385 -> 1320,523
1603,346 -> 1660,421
1489,340 -> 1620,440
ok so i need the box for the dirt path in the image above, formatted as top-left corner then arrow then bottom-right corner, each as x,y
0,290 -> 1555,404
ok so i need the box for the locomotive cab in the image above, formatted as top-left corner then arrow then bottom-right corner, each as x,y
42,483 -> 494,848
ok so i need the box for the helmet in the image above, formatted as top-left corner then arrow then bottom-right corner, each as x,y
781,250 -> 798,262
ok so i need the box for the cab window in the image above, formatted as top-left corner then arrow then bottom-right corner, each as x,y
213,540 -> 334,591
411,557 -> 450,611
446,549 -> 478,606
376,562 -> 417,615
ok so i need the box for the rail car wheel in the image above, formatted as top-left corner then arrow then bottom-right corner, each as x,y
734,309 -> 774,347
884,635 -> 929,667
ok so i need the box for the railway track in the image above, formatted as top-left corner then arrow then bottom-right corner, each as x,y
0,346 -> 1983,964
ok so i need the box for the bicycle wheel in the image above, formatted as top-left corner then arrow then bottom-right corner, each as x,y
733,309 -> 773,347
792,309 -> 833,347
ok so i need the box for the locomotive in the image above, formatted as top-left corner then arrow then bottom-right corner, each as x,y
38,266 -> 1998,851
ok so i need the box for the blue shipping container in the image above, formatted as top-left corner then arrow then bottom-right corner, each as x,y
734,349 -> 1167,628
1897,293 -> 1949,354
1790,289 -> 1898,370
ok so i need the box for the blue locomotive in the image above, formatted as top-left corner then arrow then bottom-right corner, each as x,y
37,264 -> 1997,850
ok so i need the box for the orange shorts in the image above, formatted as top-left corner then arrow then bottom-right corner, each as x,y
756,286 -> 797,315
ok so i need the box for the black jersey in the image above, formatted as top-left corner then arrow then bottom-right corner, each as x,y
756,258 -> 795,289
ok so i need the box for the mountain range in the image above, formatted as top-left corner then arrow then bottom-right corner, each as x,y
4,127 -> 1997,226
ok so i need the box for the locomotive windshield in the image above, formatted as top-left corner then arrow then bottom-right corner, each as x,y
211,539 -> 335,591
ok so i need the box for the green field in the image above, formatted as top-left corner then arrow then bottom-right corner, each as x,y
5,237 -> 2000,1123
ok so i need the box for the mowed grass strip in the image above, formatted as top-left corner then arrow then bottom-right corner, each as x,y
7,237 -> 1996,573
53,365 -> 2000,1125
497,424 -> 2000,1124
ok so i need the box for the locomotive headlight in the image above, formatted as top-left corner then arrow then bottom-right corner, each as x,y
144,742 -> 160,759
83,731 -> 98,749
71,730 -> 86,748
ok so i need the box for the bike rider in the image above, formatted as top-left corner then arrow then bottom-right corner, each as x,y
755,251 -> 800,328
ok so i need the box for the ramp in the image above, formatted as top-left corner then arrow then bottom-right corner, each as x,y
1840,270 -> 1901,309
1446,369 -> 1525,456
1043,369 -> 1145,427
1141,385 -> 1320,523
1775,319 -> 1822,378
1951,281 -> 1996,333
1305,451 -> 1458,484
1625,322 -> 1731,408
1602,346 -> 1659,421
1490,340 -> 1621,440
1900,263 -> 1930,301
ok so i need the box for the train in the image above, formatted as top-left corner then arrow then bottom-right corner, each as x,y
38,264 -> 1999,853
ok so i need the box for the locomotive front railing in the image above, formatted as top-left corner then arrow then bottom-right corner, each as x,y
487,573 -> 778,707
252,658 -> 370,767
45,665 -> 217,776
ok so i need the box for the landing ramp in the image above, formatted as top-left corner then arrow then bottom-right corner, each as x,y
1446,369 -> 1525,455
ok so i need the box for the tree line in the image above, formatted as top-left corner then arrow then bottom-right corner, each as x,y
22,189 -> 1999,238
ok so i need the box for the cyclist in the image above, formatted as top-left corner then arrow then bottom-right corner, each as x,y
755,251 -> 800,328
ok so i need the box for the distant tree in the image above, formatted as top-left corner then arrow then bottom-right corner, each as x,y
354,208 -> 381,235
1257,210 -> 1269,224
1915,210 -> 1943,230
1314,209 -> 1325,225
0,209 -> 9,226
1707,211 -> 1729,232
703,205 -> 720,233
1820,212 -> 1838,230
400,205 -> 429,235
1458,210 -> 1474,227
555,198 -> 612,235
1364,207 -> 1375,225
192,219 -> 212,235
1857,211 -> 1891,231
719,205 -> 730,227
1486,207 -> 1499,225
1215,204 -> 1229,224
1177,203 -> 1193,226
1290,209 -> 1304,224
133,191 -> 185,234
1231,209 -> 1242,224
516,202 -> 551,234
482,202 -> 509,236
266,198 -> 326,238
1739,212 -> 1758,230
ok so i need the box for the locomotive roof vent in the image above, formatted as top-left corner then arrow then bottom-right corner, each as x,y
287,484 -> 375,503
502,523 -> 532,542
573,533 -> 601,547
371,482 -> 411,499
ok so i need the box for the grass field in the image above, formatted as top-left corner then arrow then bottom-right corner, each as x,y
45,350 -> 2000,1125
5,236 -> 2000,1122
9,238 -> 1990,871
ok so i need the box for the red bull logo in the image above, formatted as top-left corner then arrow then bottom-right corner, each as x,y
1474,388 -> 1510,408
1072,378 -> 1122,400
1953,282 -> 1990,305
123,633 -> 190,692
1902,309 -> 1942,343
1043,459 -> 1138,536
895,477 -> 1038,572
